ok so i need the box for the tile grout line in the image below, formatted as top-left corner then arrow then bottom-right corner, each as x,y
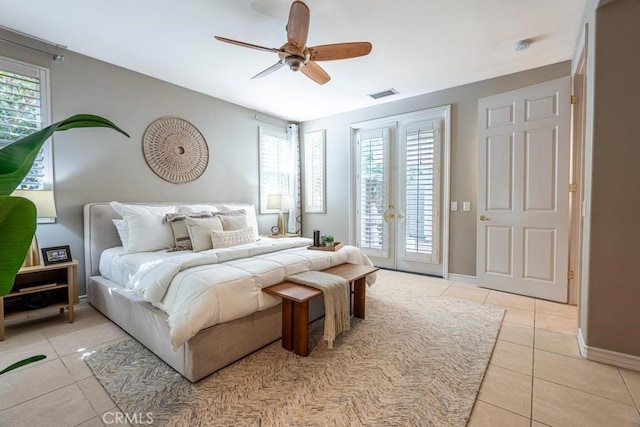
617,367 -> 640,415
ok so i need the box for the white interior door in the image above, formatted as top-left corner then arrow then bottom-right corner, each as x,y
354,107 -> 450,277
477,77 -> 571,302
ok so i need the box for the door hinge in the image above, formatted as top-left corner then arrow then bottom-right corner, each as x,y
571,95 -> 579,105
569,183 -> 577,193
568,270 -> 575,280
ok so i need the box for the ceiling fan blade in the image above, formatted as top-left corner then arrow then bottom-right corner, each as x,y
214,36 -> 283,54
252,61 -> 285,79
308,42 -> 373,61
286,1 -> 310,49
301,60 -> 330,85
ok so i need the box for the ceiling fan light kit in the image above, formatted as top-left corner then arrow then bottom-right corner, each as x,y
215,0 -> 372,85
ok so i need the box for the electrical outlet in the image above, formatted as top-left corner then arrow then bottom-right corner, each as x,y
463,201 -> 471,212
451,201 -> 458,211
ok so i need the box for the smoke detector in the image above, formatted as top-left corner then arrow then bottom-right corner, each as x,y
514,39 -> 532,51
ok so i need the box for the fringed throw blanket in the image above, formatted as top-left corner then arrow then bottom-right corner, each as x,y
286,271 -> 350,348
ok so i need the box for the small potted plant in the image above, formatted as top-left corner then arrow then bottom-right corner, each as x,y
321,234 -> 335,248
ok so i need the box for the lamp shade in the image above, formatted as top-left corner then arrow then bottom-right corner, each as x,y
266,193 -> 293,211
11,190 -> 58,218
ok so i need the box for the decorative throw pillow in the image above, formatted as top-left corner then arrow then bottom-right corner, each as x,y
112,219 -> 129,251
164,212 -> 215,250
110,202 -> 176,253
185,217 -> 224,252
221,204 -> 260,241
210,227 -> 255,249
177,204 -> 220,214
217,211 -> 248,231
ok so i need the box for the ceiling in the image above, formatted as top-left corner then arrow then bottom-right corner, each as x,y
0,0 -> 586,122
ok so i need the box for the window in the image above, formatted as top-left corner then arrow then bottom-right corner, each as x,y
259,126 -> 293,214
303,130 -> 325,213
0,56 -> 52,191
403,120 -> 440,262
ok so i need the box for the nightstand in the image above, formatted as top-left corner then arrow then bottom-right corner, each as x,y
0,260 -> 78,340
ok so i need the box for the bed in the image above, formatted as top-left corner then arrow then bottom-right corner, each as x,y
83,202 -> 375,382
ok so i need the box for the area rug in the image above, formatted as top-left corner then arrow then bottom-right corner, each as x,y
85,283 -> 504,426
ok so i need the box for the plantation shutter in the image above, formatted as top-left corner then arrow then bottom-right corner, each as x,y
403,120 -> 440,262
304,130 -> 325,213
259,126 -> 292,213
356,128 -> 390,257
0,57 -> 50,190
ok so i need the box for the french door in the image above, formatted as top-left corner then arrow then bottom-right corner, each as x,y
352,107 -> 450,277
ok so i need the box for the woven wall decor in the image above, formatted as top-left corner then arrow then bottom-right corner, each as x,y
142,116 -> 209,184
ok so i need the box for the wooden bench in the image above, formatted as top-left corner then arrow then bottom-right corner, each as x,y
263,263 -> 379,357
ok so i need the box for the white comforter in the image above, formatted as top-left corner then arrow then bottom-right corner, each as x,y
99,237 -> 375,348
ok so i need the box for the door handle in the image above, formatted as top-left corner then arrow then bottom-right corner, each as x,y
479,215 -> 489,221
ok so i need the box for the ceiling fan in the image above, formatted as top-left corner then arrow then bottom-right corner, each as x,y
215,0 -> 372,85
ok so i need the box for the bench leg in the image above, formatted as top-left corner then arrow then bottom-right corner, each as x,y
282,299 -> 293,351
353,277 -> 366,319
293,300 -> 310,357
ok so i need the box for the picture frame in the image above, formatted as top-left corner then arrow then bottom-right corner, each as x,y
41,245 -> 72,265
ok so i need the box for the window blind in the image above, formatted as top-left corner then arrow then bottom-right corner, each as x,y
0,57 -> 49,190
404,121 -> 439,260
259,126 -> 292,214
357,129 -> 389,256
303,130 -> 324,212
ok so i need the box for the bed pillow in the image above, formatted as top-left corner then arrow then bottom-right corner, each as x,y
110,202 -> 176,253
165,212 -> 215,250
210,227 -> 255,249
185,217 -> 224,252
112,219 -> 129,251
215,209 -> 248,231
221,204 -> 259,241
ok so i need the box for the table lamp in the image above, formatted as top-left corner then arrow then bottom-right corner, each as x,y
11,190 -> 58,267
266,193 -> 293,235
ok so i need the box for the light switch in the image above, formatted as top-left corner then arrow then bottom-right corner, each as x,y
463,201 -> 471,212
451,201 -> 458,211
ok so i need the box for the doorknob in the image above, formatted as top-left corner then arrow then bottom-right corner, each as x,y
479,215 -> 489,221
383,209 -> 395,222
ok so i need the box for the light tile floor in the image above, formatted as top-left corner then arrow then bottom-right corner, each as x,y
0,270 -> 638,426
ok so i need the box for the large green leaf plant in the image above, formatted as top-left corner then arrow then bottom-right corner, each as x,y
0,114 -> 129,298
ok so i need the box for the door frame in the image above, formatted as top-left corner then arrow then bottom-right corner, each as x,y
568,23 -> 589,306
348,105 -> 451,278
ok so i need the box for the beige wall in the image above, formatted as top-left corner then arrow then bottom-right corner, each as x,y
580,0 -> 640,356
300,62 -> 571,276
1,29 -> 287,295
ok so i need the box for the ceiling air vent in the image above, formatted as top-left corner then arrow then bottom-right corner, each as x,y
368,88 -> 398,100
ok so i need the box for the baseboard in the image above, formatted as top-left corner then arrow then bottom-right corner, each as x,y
578,328 -> 640,371
448,274 -> 477,284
